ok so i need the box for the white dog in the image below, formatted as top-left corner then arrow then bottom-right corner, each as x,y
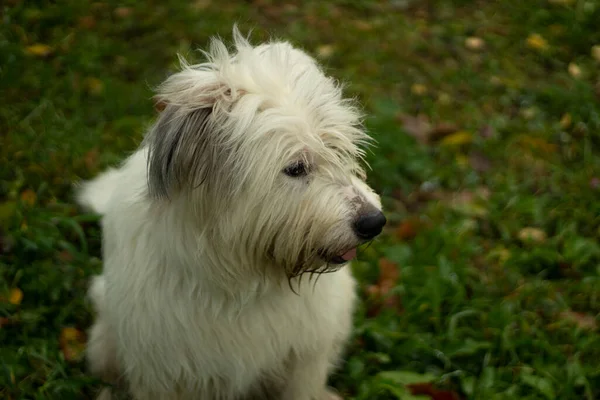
76,29 -> 386,400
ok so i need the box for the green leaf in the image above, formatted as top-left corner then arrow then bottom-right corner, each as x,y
520,371 -> 556,400
377,370 -> 436,385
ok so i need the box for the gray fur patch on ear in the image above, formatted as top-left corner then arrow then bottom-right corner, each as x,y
144,105 -> 216,199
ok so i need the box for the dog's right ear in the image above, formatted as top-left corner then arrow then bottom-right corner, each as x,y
144,102 -> 222,199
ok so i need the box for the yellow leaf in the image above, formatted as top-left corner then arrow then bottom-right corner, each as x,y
440,131 -> 473,146
568,62 -> 582,78
465,36 -> 485,51
316,45 -> 335,58
84,77 -> 104,95
410,83 -> 428,96
592,45 -> 600,62
25,44 -> 53,57
560,113 -> 572,129
20,189 -> 36,206
518,136 -> 557,154
518,227 -> 547,244
526,33 -> 549,51
9,288 -> 23,305
60,327 -> 86,362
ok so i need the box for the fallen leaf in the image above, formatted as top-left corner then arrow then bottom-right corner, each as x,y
469,151 -> 492,172
437,92 -> 452,105
83,148 -> 99,171
568,62 -> 582,78
429,122 -> 459,141
114,7 -> 133,18
465,36 -> 485,51
316,44 -> 335,58
20,189 -> 36,206
60,327 -> 86,362
590,177 -> 600,189
9,288 -> 23,305
478,124 -> 495,139
559,310 -> 597,330
518,227 -> 547,244
354,20 -> 373,31
447,188 -> 490,218
560,113 -> 572,129
78,16 -> 96,29
191,0 -> 211,10
25,44 -> 53,57
518,136 -> 557,154
411,83 -> 428,96
395,218 -> 421,240
366,258 -> 402,316
592,45 -> 600,62
407,382 -> 462,400
398,114 -> 432,144
439,131 -> 473,147
526,33 -> 549,51
84,77 -> 104,95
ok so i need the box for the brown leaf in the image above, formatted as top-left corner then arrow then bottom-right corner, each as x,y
78,16 -> 96,29
559,310 -> 597,331
469,151 -> 492,172
429,122 -> 459,141
407,382 -> 462,400
398,114 -> 432,144
366,258 -> 402,316
395,218 -> 421,241
20,189 -> 36,206
83,148 -> 99,171
60,327 -> 86,362
478,124 -> 495,139
114,7 -> 133,18
518,227 -> 547,244
57,250 -> 74,263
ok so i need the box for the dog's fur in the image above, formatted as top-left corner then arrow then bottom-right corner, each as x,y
77,29 -> 384,400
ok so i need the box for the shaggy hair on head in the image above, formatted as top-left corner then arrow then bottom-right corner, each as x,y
77,27 -> 385,400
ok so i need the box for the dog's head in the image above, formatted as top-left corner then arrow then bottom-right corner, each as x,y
144,29 -> 385,278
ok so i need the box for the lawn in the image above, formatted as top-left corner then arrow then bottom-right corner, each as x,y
1,0 -> 600,399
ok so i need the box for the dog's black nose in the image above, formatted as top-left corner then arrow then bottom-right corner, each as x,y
354,210 -> 386,240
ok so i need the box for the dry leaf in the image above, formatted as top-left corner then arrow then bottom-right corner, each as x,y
439,131 -> 473,147
83,148 -> 99,171
398,114 -> 432,144
526,33 -> 549,51
479,124 -> 495,139
366,258 -> 402,316
395,218 -> 421,240
469,151 -> 492,172
78,16 -> 96,29
25,44 -> 53,57
20,189 -> 36,206
316,45 -> 335,58
429,122 -> 459,141
411,83 -> 428,96
568,63 -> 582,78
354,20 -> 373,31
114,7 -> 133,18
559,310 -> 597,331
559,113 -> 572,129
407,382 -> 462,400
592,45 -> 600,62
85,77 -> 104,95
60,327 -> 86,362
465,36 -> 485,51
517,136 -> 557,154
9,288 -> 23,305
518,227 -> 547,244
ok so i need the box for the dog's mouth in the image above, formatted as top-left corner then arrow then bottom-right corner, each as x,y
320,248 -> 357,265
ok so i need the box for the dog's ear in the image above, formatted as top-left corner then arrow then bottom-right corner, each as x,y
144,103 -> 219,199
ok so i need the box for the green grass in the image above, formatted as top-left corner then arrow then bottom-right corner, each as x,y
1,0 -> 600,399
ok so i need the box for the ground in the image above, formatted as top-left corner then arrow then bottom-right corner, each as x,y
1,1 -> 599,399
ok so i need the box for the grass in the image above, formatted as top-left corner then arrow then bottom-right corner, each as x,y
1,0 -> 599,399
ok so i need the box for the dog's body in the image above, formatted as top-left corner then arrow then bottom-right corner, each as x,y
78,30 -> 384,400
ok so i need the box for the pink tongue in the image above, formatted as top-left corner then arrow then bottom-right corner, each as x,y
341,248 -> 357,261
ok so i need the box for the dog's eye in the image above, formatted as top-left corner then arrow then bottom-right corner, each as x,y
283,161 -> 308,178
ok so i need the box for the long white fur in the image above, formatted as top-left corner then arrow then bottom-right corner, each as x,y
78,29 -> 383,400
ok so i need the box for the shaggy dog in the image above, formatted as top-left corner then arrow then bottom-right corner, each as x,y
76,29 -> 386,400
